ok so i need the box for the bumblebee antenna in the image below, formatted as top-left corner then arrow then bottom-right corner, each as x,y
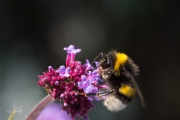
91,52 -> 104,65
97,90 -> 114,97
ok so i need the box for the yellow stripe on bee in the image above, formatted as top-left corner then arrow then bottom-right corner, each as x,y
114,53 -> 128,75
119,84 -> 136,98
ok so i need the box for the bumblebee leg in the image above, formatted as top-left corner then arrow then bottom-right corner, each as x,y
104,67 -> 114,74
97,90 -> 114,97
86,93 -> 96,96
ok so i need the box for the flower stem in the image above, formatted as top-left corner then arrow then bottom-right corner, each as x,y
25,95 -> 54,120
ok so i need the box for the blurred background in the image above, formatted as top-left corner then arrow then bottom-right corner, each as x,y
0,0 -> 180,120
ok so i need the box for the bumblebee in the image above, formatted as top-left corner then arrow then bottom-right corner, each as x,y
93,50 -> 146,112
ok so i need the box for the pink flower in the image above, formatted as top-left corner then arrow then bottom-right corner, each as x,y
37,45 -> 102,120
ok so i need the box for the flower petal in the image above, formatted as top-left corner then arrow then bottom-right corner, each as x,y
36,103 -> 71,120
64,45 -> 81,54
63,67 -> 71,77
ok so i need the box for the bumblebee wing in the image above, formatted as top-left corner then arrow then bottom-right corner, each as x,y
123,67 -> 147,108
130,76 -> 147,108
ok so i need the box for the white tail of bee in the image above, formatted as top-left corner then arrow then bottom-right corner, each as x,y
103,95 -> 127,112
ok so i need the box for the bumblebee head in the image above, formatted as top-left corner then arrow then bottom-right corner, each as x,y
98,50 -> 128,76
99,51 -> 116,69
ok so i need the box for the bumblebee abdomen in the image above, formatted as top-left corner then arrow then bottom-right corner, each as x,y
105,75 -> 135,105
119,84 -> 136,98
103,95 -> 127,112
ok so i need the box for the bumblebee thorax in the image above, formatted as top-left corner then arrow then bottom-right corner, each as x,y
113,52 -> 128,75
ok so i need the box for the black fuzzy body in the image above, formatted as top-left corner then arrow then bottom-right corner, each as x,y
100,50 -> 139,105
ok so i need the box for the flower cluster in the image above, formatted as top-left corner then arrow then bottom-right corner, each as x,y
37,45 -> 101,120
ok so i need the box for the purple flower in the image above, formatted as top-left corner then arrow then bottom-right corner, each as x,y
85,59 -> 94,72
78,74 -> 99,94
48,66 -> 53,70
94,62 -> 99,67
57,65 -> 66,75
36,102 -> 71,120
63,45 -> 81,54
63,67 -> 71,77
37,45 -> 102,120
85,84 -> 98,94
64,45 -> 81,67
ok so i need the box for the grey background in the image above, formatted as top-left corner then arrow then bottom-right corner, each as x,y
0,0 -> 180,120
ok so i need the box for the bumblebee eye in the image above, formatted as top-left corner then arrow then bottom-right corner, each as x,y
107,60 -> 110,65
107,59 -> 110,65
106,56 -> 111,68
